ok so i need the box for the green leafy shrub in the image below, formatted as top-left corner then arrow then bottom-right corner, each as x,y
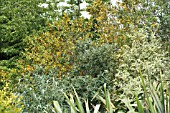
72,39 -> 117,77
0,83 -> 23,113
0,67 -> 19,90
16,70 -> 112,113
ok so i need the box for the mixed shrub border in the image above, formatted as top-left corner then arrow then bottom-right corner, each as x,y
1,0 -> 170,112
13,29 -> 170,113
1,27 -> 169,112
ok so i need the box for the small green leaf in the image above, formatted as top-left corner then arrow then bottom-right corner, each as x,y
53,101 -> 62,113
136,95 -> 144,113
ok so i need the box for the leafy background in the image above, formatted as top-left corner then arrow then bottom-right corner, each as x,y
0,0 -> 170,112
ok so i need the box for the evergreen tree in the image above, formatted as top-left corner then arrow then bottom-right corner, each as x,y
0,0 -> 59,68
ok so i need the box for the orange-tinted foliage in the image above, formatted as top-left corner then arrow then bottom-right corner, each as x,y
21,0 -> 144,77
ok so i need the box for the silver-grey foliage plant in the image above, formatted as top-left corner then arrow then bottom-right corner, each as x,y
114,29 -> 170,101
